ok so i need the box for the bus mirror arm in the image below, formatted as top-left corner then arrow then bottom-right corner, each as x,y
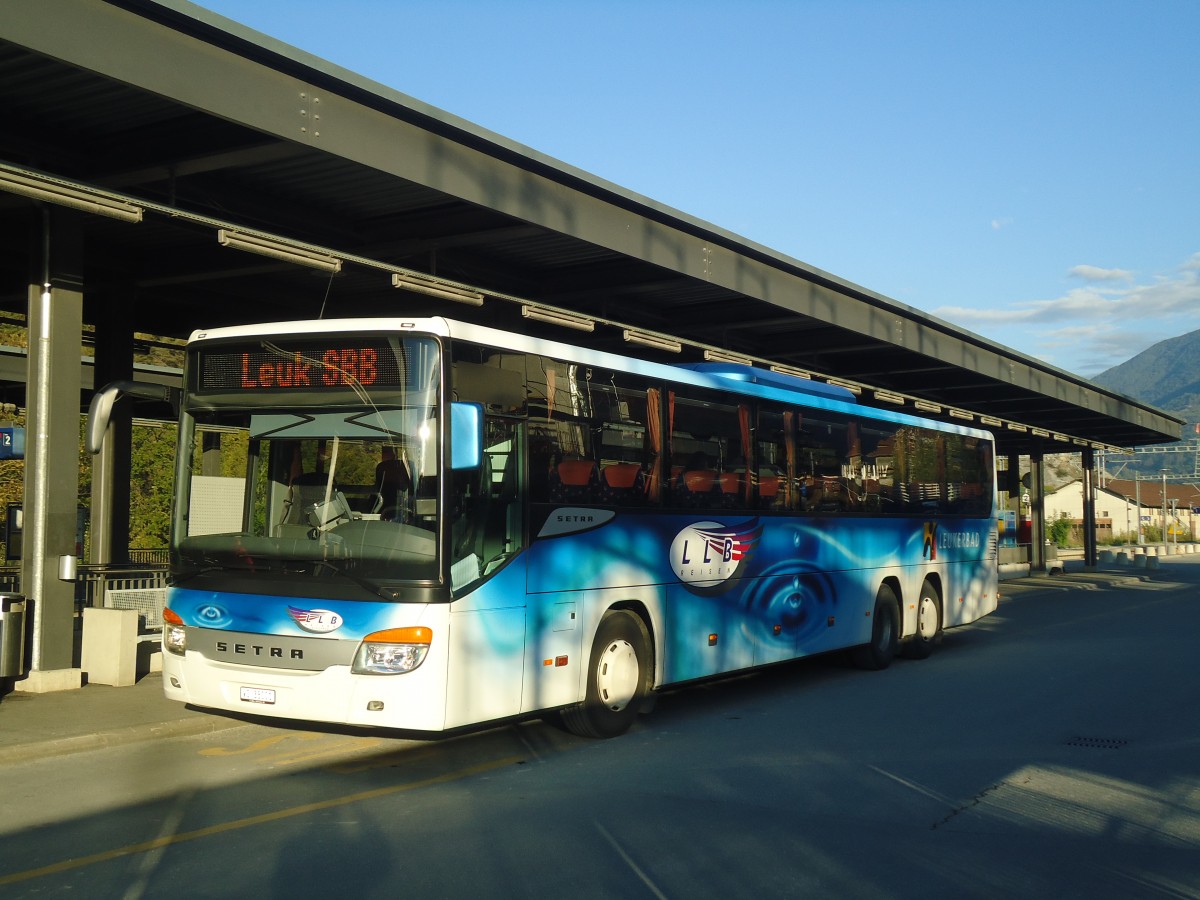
86,380 -> 182,454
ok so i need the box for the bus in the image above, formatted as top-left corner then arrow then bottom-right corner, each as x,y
89,316 -> 998,738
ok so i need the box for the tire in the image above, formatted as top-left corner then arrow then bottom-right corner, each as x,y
902,578 -> 942,659
851,584 -> 900,670
560,610 -> 652,739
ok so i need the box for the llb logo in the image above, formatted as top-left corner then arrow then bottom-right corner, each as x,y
670,519 -> 762,592
287,606 -> 344,634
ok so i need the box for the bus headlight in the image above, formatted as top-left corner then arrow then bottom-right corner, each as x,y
163,607 -> 187,656
352,627 -> 432,675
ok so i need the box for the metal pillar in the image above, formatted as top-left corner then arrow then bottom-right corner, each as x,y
1029,444 -> 1047,571
89,289 -> 134,566
19,209 -> 85,691
1081,447 -> 1097,568
1004,453 -> 1021,498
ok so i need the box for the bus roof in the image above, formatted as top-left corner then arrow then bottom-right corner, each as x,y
187,316 -> 993,442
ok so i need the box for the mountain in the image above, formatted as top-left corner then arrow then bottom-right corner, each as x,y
1092,328 -> 1200,423
1090,328 -> 1200,478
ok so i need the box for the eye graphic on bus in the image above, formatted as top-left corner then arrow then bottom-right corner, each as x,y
196,604 -> 231,628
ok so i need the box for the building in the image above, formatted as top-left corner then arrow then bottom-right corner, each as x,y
1044,478 -> 1200,544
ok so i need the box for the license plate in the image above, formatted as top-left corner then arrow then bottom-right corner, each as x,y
239,686 -> 276,705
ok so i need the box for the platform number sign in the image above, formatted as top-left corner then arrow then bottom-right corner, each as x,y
0,427 -> 24,460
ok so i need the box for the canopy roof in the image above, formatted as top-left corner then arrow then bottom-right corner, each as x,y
0,0 -> 1182,456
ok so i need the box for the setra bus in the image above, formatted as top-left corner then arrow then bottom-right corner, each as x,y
89,316 -> 998,738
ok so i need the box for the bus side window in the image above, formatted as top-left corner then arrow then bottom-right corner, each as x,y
549,457 -> 599,504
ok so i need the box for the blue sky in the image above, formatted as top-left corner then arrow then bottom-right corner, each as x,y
196,0 -> 1199,379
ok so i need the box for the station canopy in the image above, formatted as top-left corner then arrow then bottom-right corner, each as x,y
0,0 -> 1183,457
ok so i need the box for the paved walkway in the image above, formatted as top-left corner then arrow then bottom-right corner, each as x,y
0,672 -> 246,764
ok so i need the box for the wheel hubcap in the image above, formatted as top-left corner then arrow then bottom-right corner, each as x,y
596,639 -> 639,711
918,596 -> 938,640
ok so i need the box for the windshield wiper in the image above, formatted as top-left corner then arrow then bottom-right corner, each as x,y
311,560 -> 393,600
169,564 -> 227,586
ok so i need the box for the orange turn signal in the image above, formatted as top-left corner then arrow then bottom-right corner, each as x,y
364,626 -> 432,644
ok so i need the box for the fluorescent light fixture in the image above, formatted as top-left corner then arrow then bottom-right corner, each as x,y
0,170 -> 143,223
826,379 -> 862,395
914,400 -> 942,413
218,229 -> 341,273
1053,433 -> 1069,443
704,348 -> 753,366
949,408 -> 974,421
1006,422 -> 1028,432
1073,438 -> 1089,446
521,305 -> 595,332
1031,428 -> 1050,438
392,272 -> 484,306
769,364 -> 811,380
980,416 -> 1002,427
873,390 -> 905,405
623,329 -> 682,353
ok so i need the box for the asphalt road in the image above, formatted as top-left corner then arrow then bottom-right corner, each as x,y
1,562 -> 1198,899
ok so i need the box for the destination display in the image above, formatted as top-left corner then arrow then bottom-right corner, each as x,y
197,341 -> 408,392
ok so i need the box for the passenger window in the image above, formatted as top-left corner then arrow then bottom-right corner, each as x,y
669,392 -> 750,510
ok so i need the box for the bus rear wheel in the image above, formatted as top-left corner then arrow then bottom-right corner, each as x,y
851,584 -> 900,670
903,578 -> 942,659
560,610 -> 652,739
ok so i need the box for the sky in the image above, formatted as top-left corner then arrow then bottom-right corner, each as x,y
195,0 -> 1200,380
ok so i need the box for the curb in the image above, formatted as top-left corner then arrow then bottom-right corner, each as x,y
3,714 -> 251,765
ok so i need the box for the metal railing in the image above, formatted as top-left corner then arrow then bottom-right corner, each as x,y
82,564 -> 168,609
0,560 -> 169,610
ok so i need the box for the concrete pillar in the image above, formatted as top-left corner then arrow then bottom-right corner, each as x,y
18,208 -> 84,692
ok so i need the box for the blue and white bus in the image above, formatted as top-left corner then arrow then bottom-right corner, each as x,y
91,317 -> 998,738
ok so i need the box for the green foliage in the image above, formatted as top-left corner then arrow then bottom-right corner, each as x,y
129,424 -> 177,547
1047,512 -> 1073,548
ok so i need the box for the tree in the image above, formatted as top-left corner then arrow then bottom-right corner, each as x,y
1048,512 -> 1073,548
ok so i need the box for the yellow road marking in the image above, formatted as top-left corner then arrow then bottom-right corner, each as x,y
198,734 -> 299,756
264,737 -> 385,768
0,754 -> 524,887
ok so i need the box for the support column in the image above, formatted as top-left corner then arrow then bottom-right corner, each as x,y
19,209 -> 85,691
1004,453 -> 1021,499
1081,447 -> 1097,568
1029,444 -> 1047,572
89,288 -> 135,566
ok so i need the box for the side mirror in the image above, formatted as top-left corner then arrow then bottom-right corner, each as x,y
87,380 -> 181,454
450,402 -> 483,470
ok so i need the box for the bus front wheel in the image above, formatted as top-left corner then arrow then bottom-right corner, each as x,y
560,610 -> 652,739
852,584 -> 900,670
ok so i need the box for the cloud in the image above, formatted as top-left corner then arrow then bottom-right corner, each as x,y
990,217 -> 1013,231
1069,264 -> 1133,281
933,253 -> 1200,376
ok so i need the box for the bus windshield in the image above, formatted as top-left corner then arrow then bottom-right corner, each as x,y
171,336 -> 442,600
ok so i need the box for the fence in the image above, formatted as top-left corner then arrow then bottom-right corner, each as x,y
0,559 -> 169,626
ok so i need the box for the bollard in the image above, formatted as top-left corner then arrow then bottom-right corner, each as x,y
1115,550 -> 1129,565
0,594 -> 26,678
82,607 -> 139,686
